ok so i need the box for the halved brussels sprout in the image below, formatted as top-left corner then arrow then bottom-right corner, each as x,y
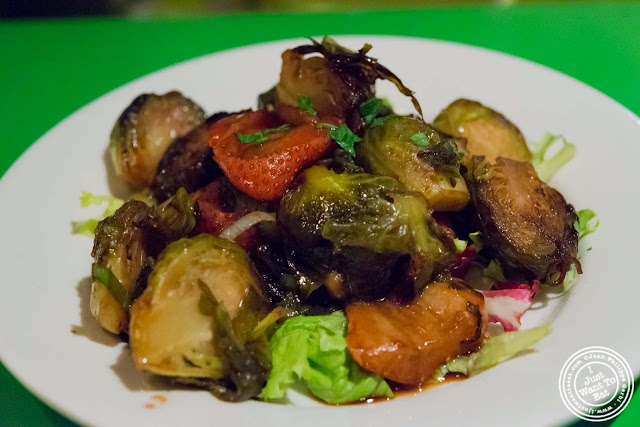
277,166 -> 455,300
152,113 -> 231,202
275,37 -> 421,134
110,91 -> 205,188
91,201 -> 152,334
346,280 -> 487,384
129,235 -> 269,391
357,116 -> 469,211
276,48 -> 359,122
90,189 -> 196,334
467,156 -> 578,283
433,99 -> 531,163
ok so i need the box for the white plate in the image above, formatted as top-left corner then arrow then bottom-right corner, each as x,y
1,36 -> 639,427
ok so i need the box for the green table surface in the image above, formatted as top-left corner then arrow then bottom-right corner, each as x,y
1,2 -> 639,425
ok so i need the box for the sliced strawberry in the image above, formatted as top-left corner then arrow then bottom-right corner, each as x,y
190,179 -> 260,251
208,110 -> 334,201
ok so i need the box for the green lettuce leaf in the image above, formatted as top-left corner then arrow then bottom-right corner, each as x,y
453,238 -> 468,253
531,132 -> 576,182
71,192 -> 124,237
468,231 -> 483,251
574,208 -> 599,240
433,324 -> 551,379
260,311 -> 393,403
483,259 -> 505,282
556,209 -> 599,292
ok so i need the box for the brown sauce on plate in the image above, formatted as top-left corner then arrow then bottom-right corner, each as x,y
334,373 -> 467,406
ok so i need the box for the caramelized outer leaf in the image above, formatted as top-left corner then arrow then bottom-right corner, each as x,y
276,37 -> 421,134
277,166 -> 455,300
110,91 -> 205,188
129,234 -> 269,379
433,99 -> 531,163
358,116 -> 469,211
468,156 -> 579,283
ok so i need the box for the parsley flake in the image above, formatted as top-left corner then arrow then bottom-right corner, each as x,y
410,133 -> 431,146
360,98 -> 398,128
360,98 -> 385,125
236,124 -> 289,144
458,152 -> 465,158
318,123 -> 361,157
297,95 -> 317,116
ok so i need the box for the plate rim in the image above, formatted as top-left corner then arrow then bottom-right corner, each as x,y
1,34 -> 639,426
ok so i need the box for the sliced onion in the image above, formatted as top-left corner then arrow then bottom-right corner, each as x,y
220,211 -> 276,241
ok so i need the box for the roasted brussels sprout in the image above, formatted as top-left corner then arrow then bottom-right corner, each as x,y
91,201 -> 153,334
152,113 -> 231,201
277,166 -> 455,300
276,37 -> 421,134
129,235 -> 270,400
467,156 -> 579,283
90,188 -> 196,334
357,116 -> 469,211
346,281 -> 487,384
110,91 -> 205,188
433,99 -> 531,163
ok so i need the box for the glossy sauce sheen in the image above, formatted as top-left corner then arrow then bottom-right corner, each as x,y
336,374 -> 467,406
346,282 -> 487,384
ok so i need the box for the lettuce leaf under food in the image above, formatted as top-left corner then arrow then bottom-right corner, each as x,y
453,238 -> 468,253
433,324 -> 551,379
260,311 -> 393,403
530,132 -> 576,182
574,209 -> 599,240
71,192 -> 124,237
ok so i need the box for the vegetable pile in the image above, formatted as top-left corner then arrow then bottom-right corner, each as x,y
73,37 -> 598,404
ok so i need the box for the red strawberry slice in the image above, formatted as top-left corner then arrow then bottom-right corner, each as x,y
208,110 -> 335,200
190,179 -> 260,251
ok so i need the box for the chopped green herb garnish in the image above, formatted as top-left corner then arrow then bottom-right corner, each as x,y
297,95 -> 317,116
380,97 -> 393,109
410,133 -> 430,146
370,117 -> 385,127
458,152 -> 465,158
360,98 -> 385,125
236,124 -> 289,144
360,98 -> 398,129
318,123 -> 361,157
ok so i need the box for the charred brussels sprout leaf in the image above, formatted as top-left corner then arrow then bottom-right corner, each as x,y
276,37 -> 420,134
278,166 -> 454,300
197,280 -> 271,402
467,157 -> 579,283
433,99 -> 531,163
152,112 -> 235,202
111,91 -> 205,188
150,187 -> 197,242
129,234 -> 270,400
91,200 -> 153,334
358,116 -> 470,212
316,148 -> 365,175
90,189 -> 197,334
